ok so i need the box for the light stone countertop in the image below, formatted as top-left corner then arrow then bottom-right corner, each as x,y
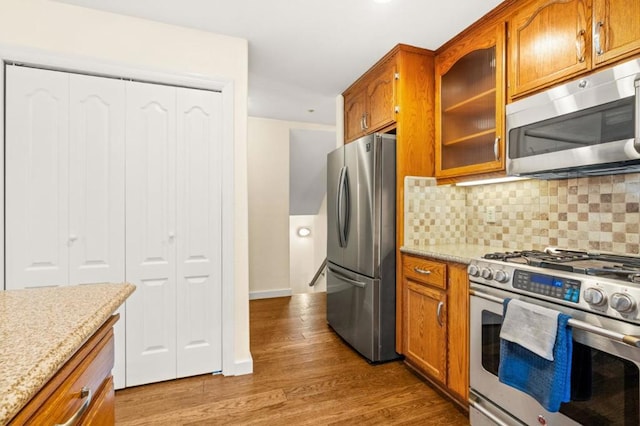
400,243 -> 505,264
0,282 -> 135,424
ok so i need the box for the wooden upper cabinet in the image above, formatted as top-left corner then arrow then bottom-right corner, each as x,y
366,58 -> 397,133
343,57 -> 397,143
508,0 -> 591,99
592,0 -> 640,66
344,88 -> 368,142
508,0 -> 640,100
435,23 -> 506,179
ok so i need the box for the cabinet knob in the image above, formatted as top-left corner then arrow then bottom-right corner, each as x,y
168,232 -> 175,242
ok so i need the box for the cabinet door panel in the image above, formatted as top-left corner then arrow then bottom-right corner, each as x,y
593,0 -> 640,65
176,87 -> 223,377
5,65 -> 69,289
405,280 -> 447,383
509,0 -> 590,98
344,89 -> 366,142
366,59 -> 396,132
125,81 -> 177,386
69,74 -> 125,285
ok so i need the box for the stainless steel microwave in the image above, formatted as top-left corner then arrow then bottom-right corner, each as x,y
506,58 -> 640,179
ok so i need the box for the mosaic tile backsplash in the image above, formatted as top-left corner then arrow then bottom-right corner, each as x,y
404,173 -> 640,255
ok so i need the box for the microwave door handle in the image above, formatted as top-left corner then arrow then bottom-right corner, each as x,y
469,288 -> 640,348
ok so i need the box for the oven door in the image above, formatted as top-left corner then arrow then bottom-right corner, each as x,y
470,284 -> 640,426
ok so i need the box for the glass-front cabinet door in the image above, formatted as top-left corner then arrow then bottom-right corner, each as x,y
435,23 -> 505,180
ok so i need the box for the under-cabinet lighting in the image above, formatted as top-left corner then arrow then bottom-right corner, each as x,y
456,176 -> 529,187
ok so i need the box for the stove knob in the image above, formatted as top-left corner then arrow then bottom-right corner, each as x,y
494,269 -> 510,283
583,288 -> 607,307
610,293 -> 636,313
467,264 -> 480,277
481,267 -> 494,280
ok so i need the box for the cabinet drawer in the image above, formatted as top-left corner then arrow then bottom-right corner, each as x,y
403,255 -> 447,289
10,316 -> 116,425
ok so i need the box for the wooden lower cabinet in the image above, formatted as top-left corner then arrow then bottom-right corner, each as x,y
406,281 -> 447,382
10,315 -> 117,425
400,253 -> 469,407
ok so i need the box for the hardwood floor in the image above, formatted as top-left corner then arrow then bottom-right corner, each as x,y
115,292 -> 470,425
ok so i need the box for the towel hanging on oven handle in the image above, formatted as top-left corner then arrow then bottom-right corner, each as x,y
470,288 -> 640,348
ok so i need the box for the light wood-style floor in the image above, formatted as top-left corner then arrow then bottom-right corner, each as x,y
115,292 -> 470,425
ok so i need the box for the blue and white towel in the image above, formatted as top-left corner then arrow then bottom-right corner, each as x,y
498,298 -> 573,413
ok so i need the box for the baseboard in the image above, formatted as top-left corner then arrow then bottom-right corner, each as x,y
225,355 -> 253,376
249,288 -> 292,300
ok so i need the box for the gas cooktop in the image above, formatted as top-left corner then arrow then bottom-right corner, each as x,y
469,247 -> 640,323
482,247 -> 640,283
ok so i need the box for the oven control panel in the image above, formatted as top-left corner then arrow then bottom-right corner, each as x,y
513,270 -> 582,303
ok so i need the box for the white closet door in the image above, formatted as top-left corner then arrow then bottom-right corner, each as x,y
176,87 -> 223,378
68,74 -> 127,389
125,81 -> 178,386
69,74 -> 125,284
5,66 -> 70,289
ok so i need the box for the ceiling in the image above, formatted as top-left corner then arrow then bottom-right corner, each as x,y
56,0 -> 504,125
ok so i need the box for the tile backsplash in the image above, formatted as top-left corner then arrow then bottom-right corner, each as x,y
404,173 -> 640,254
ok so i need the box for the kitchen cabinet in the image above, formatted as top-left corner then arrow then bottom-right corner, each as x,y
435,23 -> 506,179
400,253 -> 469,406
342,45 -> 435,352
508,0 -> 640,100
10,315 -> 118,425
343,57 -> 397,142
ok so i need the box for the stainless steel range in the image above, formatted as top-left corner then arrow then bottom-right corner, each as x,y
468,247 -> 640,426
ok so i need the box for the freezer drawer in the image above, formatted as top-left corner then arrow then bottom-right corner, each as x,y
326,263 -> 397,362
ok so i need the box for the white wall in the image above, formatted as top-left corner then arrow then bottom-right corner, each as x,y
248,117 -> 335,298
0,0 -> 251,374
289,197 -> 328,295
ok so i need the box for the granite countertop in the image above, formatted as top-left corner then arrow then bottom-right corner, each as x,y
0,282 -> 135,424
401,243 -> 505,264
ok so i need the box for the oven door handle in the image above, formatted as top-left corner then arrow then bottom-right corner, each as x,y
468,395 -> 512,426
470,288 -> 640,348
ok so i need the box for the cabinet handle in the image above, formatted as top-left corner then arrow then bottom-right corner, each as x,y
413,267 -> 431,275
594,20 -> 605,55
436,301 -> 444,327
55,386 -> 92,426
362,112 -> 368,130
493,136 -> 500,161
360,113 -> 365,131
576,29 -> 586,63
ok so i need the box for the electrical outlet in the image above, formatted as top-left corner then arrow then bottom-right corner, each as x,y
485,206 -> 496,224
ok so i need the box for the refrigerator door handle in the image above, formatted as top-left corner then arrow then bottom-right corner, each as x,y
336,166 -> 350,247
336,166 -> 346,247
328,266 -> 366,288
342,166 -> 350,245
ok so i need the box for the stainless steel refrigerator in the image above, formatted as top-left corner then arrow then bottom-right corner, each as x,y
326,133 -> 397,362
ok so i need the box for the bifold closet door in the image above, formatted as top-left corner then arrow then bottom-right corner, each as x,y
5,66 -> 125,289
125,81 -> 178,386
176,87 -> 223,378
5,66 -> 70,289
68,74 -> 125,285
